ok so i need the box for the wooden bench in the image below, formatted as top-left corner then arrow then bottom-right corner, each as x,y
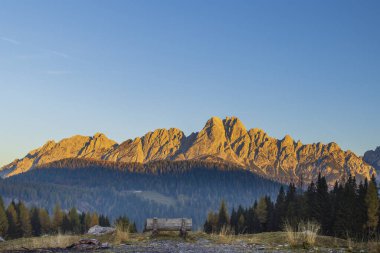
144,218 -> 192,237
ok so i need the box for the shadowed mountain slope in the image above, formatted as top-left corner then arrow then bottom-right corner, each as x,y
0,159 -> 282,229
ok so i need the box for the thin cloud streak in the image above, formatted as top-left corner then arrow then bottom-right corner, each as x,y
1,35 -> 73,60
45,70 -> 72,75
43,49 -> 70,59
1,37 -> 21,45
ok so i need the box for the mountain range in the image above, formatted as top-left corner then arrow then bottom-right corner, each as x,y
0,116 -> 375,185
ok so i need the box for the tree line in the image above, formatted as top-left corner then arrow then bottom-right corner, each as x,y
204,174 -> 380,239
0,198 -> 136,239
0,162 -> 282,229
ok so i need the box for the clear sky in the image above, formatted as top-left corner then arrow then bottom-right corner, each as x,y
0,0 -> 379,166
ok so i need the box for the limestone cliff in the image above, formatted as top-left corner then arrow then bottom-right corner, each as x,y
0,116 -> 375,185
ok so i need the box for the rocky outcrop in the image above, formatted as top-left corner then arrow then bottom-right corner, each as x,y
87,225 -> 115,235
364,147 -> 380,172
0,116 -> 375,185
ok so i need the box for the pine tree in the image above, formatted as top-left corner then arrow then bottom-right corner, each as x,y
333,175 -> 357,238
84,212 -> 92,232
236,205 -> 246,233
61,213 -> 71,234
365,179 -> 379,235
79,212 -> 86,233
230,208 -> 238,234
285,183 -> 299,225
305,181 -> 317,220
0,195 -> 8,237
245,204 -> 256,233
204,211 -> 218,233
237,214 -> 245,234
255,197 -> 268,230
68,208 -> 81,234
17,201 -> 32,237
130,222 -> 137,233
99,215 -> 110,227
39,208 -> 51,235
30,207 -> 41,236
52,204 -> 63,233
356,180 -> 368,236
217,200 -> 229,232
315,174 -> 331,234
90,213 -> 99,227
274,186 -> 286,230
265,196 -> 275,231
6,202 -> 19,238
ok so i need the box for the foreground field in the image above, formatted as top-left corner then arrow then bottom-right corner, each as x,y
0,231 -> 376,253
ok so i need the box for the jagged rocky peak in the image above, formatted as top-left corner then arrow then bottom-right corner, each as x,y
0,117 -> 376,185
202,116 -> 225,137
78,133 -> 117,159
223,116 -> 248,143
140,128 -> 185,161
364,147 -> 380,170
3,133 -> 117,177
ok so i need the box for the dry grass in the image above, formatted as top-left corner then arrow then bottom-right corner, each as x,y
283,220 -> 320,248
215,225 -> 234,243
0,231 -> 355,251
113,223 -> 130,244
0,234 -> 81,251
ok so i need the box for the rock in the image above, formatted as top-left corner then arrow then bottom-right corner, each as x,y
67,238 -> 111,250
364,147 -> 380,171
256,245 -> 265,250
0,116 -> 375,186
87,225 -> 115,235
0,236 -> 4,242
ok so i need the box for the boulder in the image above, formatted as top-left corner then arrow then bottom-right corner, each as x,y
0,236 -> 4,242
87,225 -> 115,235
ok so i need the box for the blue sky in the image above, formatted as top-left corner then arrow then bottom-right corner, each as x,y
0,0 -> 379,166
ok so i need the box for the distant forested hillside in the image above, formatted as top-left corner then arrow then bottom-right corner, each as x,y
0,159 -> 283,230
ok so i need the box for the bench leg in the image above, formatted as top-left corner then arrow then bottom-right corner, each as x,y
179,228 -> 187,239
152,228 -> 159,237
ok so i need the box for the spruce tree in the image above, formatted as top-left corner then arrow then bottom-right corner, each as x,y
237,214 -> 245,234
230,208 -> 238,234
68,208 -> 81,234
38,208 -> 51,235
274,186 -> 286,230
30,207 -> 41,236
90,213 -> 99,227
99,215 -> 110,227
365,179 -> 379,234
217,200 -> 229,232
305,181 -> 317,220
6,202 -> 19,238
84,212 -> 92,232
52,204 -> 63,233
315,175 -> 331,234
356,180 -> 368,236
285,183 -> 298,225
255,197 -> 268,230
61,213 -> 71,234
204,211 -> 218,233
17,201 -> 32,237
0,195 -> 8,238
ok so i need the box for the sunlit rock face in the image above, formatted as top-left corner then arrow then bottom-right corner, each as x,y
1,116 -> 375,185
2,133 -> 117,177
